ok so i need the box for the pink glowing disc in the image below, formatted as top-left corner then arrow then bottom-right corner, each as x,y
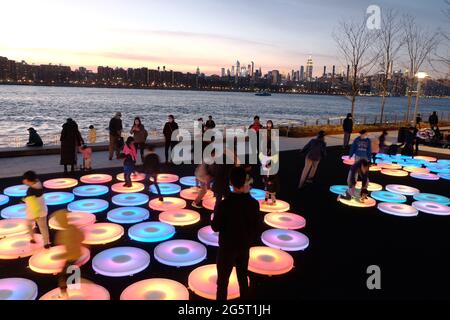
343,159 -> 355,165
261,229 -> 309,251
377,203 -> 418,217
258,200 -> 290,213
414,156 -> 437,162
120,278 -> 189,300
43,178 -> 78,190
49,212 -> 96,230
381,169 -> 408,177
159,209 -> 200,226
410,172 -> 440,181
149,197 -> 186,211
111,182 -> 145,193
197,225 -> 219,247
188,264 -> 249,300
248,246 -> 294,275
0,278 -> 38,300
0,219 -> 31,239
116,172 -> 146,182
338,196 -> 377,208
81,223 -> 124,245
403,166 -> 430,174
264,212 -> 306,230
180,187 -> 214,201
80,174 -> 112,184
29,245 -> 90,274
202,197 -> 216,211
385,184 -> 420,196
377,163 -> 402,170
355,181 -> 383,192
412,201 -> 450,216
0,234 -> 43,260
150,174 -> 179,183
40,283 -> 110,300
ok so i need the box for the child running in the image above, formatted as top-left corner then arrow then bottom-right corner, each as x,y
338,158 -> 370,203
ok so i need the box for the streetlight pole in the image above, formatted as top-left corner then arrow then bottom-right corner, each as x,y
412,72 -> 427,126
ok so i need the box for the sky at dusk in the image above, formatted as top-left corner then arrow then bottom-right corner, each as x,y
1,0 -> 448,76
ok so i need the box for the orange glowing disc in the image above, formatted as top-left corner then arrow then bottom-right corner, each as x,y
29,245 -> 90,274
80,174 -> 113,184
49,212 -> 96,230
381,169 -> 408,177
150,174 -> 179,183
81,223 -> 124,245
111,182 -> 145,193
258,200 -> 290,213
248,246 -> 294,275
149,197 -> 186,211
159,209 -> 201,226
414,156 -> 437,162
40,283 -> 110,300
403,166 -> 430,174
377,163 -> 402,170
180,187 -> 214,201
202,197 -> 216,211
43,178 -> 78,190
116,172 -> 146,182
0,218 -> 32,239
120,278 -> 189,300
0,234 -> 43,260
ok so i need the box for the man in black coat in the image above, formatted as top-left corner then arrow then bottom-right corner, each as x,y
108,112 -> 123,160
162,114 -> 179,164
429,111 -> 438,127
343,113 -> 353,148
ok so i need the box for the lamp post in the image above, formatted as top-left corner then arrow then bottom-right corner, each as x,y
412,72 -> 427,125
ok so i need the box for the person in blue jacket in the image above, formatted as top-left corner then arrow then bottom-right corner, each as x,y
349,129 -> 371,162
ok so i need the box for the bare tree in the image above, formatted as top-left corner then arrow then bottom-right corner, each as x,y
333,18 -> 379,117
402,15 -> 440,122
376,9 -> 404,124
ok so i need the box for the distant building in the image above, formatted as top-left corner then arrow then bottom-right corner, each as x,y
300,66 -> 305,81
271,70 -> 280,85
306,56 -> 313,81
221,68 -> 226,77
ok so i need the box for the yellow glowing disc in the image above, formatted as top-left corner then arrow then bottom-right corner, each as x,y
414,156 -> 437,162
377,163 -> 402,170
49,212 -> 96,230
80,174 -> 113,184
150,174 -> 179,183
0,234 -> 43,260
43,178 -> 78,190
116,172 -> 146,182
369,166 -> 382,172
381,169 -> 409,177
111,182 -> 145,193
403,166 -> 430,174
248,246 -> 294,275
0,218 -> 32,239
355,181 -> 383,191
258,200 -> 290,213
40,283 -> 110,300
180,187 -> 214,201
149,197 -> 186,211
159,209 -> 201,226
338,196 -> 377,208
81,223 -> 124,245
29,245 -> 90,274
120,278 -> 189,300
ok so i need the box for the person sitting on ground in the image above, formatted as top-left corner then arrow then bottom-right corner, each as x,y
26,127 -> 43,147
122,137 -> 137,188
211,166 -> 262,300
349,129 -> 371,162
22,170 -> 51,249
79,144 -> 93,171
143,145 -> 163,202
338,158 -> 370,203
88,125 -> 97,144
298,131 -> 327,188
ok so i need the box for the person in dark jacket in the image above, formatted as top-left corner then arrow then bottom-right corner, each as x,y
298,131 -> 327,188
162,115 -> 179,164
26,128 -> 43,147
338,158 -> 370,203
205,115 -> 216,130
210,152 -> 233,214
343,113 -> 353,148
416,113 -> 422,128
349,129 -> 371,161
130,116 -> 147,163
402,127 -> 416,156
429,111 -> 438,127
60,118 -> 83,174
212,166 -> 262,300
143,145 -> 163,202
108,112 -> 123,160
262,161 -> 280,204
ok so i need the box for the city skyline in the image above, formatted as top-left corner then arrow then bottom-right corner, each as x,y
1,0 -> 449,76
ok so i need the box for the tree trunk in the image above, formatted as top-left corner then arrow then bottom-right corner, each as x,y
380,93 -> 386,124
406,91 -> 412,123
351,95 -> 356,116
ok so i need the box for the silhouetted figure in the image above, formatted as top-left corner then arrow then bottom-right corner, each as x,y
342,113 -> 353,148
26,128 -> 43,147
60,118 -> 83,173
163,115 -> 179,164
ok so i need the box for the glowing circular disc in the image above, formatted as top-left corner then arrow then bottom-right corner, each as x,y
107,207 -> 149,224
150,174 -> 179,183
369,165 -> 382,172
120,278 -> 189,300
377,203 -> 418,217
111,182 -> 145,193
197,225 -> 219,247
43,178 -> 78,190
264,212 -> 306,230
343,159 -> 355,165
49,212 -> 96,230
180,176 -> 197,187
188,264 -> 248,300
261,229 -> 309,251
258,200 -> 290,213
1,204 -> 26,219
202,197 -> 216,210
3,185 -> 28,197
0,219 -> 31,238
370,191 -> 407,203
341,155 -> 351,160
414,156 -> 437,162
338,196 -> 377,208
438,159 -> 450,165
154,239 -> 207,267
150,183 -> 181,195
128,222 -> 175,243
81,223 -> 124,245
149,197 -> 186,211
159,209 -> 200,226
116,172 -> 146,182
248,246 -> 294,275
329,185 -> 349,195
413,193 -> 450,205
0,194 -> 9,206
0,234 -> 43,259
40,283 -> 110,300
410,172 -> 440,180
425,164 -> 450,174
412,201 -> 450,216
92,247 -> 150,277
376,153 -> 390,159
44,192 -> 74,206
385,184 -> 420,196
381,169 -> 408,177
390,154 -> 412,160
80,174 -> 113,184
68,199 -> 109,214
112,193 -> 149,206
356,182 -> 383,192
377,163 -> 402,170
29,245 -> 90,274
403,166 -> 430,174
401,159 -> 425,167
73,185 -> 109,197
0,278 -> 38,300
180,187 -> 214,201
438,173 -> 450,180
250,188 -> 266,200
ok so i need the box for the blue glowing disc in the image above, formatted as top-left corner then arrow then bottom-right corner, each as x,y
425,164 -> 450,174
329,185 -> 348,195
150,183 -> 181,195
413,193 -> 450,205
399,160 -> 423,168
375,158 -> 392,164
44,192 -> 75,206
249,188 -> 266,200
73,185 -> 109,197
0,278 -> 38,300
179,176 -> 197,187
370,191 -> 407,203
438,173 -> 450,180
154,240 -> 207,267
0,195 -> 9,206
376,153 -> 390,159
437,160 -> 450,165
1,204 -> 26,219
112,193 -> 149,206
3,185 -> 28,197
92,247 -> 150,277
107,207 -> 150,224
68,199 -> 109,213
128,222 -> 175,243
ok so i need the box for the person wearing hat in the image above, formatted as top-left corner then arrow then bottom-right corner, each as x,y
342,113 -> 353,148
108,112 -> 123,160
298,131 -> 327,188
26,127 -> 43,147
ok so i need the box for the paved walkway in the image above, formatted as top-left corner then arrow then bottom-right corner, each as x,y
0,130 -> 449,178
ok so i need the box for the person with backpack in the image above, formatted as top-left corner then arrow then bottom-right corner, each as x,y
298,131 -> 327,188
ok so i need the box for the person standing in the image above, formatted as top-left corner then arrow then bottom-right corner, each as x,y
212,166 -> 262,300
342,113 -> 353,148
108,112 -> 123,160
130,117 -> 147,163
88,125 -> 97,144
143,145 -> 163,202
122,137 -> 137,188
205,115 -> 216,130
349,129 -> 371,162
26,128 -> 43,147
163,115 -> 179,164
298,131 -> 327,188
60,118 -> 83,174
416,113 -> 422,129
429,111 -> 438,127
79,144 -> 93,171
249,116 -> 263,158
378,130 -> 388,154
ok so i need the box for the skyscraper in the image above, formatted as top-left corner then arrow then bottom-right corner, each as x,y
306,56 -> 313,81
236,60 -> 240,77
221,68 -> 225,77
251,61 -> 254,78
300,66 -> 305,81
271,70 -> 280,85
323,66 -> 326,77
